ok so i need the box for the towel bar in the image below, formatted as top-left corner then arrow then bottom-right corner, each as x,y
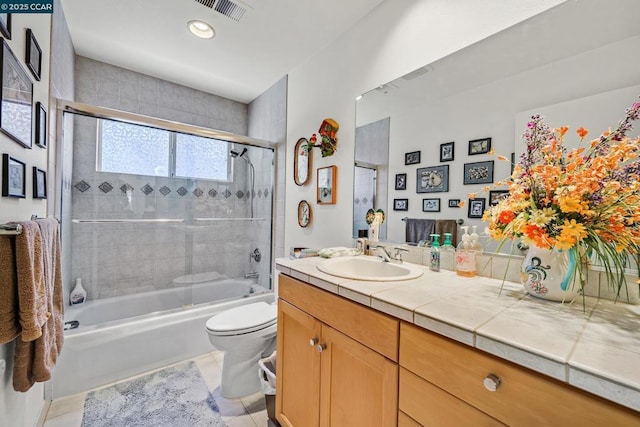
402,217 -> 464,225
0,224 -> 23,235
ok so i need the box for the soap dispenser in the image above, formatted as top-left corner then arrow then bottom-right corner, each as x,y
470,225 -> 484,255
441,232 -> 455,270
456,226 -> 476,277
429,234 -> 440,272
70,278 -> 87,305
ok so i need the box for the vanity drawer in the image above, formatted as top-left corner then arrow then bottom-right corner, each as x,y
400,322 -> 640,426
279,274 -> 399,361
400,367 -> 504,426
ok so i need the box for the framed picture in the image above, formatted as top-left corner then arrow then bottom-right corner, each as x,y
32,166 -> 46,199
35,101 -> 46,148
297,200 -> 311,227
448,199 -> 461,208
0,14 -> 11,39
440,141 -> 454,162
417,165 -> 449,193
489,190 -> 509,206
393,198 -> 408,211
2,153 -> 26,198
395,173 -> 407,190
25,29 -> 41,81
468,137 -> 492,155
422,198 -> 441,212
0,39 -> 33,148
317,165 -> 337,204
405,151 -> 420,165
468,198 -> 486,218
463,160 -> 494,185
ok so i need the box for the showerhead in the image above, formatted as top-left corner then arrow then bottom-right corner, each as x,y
230,148 -> 248,159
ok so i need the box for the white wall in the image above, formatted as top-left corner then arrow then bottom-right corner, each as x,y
0,10 -> 54,427
284,0 -> 566,252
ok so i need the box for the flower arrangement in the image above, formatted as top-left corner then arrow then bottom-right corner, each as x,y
483,97 -> 640,296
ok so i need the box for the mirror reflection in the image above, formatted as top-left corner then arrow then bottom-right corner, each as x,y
354,0 -> 640,248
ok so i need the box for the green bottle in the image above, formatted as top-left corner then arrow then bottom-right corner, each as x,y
430,234 -> 440,272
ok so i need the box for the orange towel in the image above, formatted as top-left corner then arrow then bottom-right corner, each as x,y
13,219 -> 65,392
0,236 -> 20,343
13,222 -> 48,342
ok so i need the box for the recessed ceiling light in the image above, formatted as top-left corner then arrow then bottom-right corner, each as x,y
188,20 -> 215,39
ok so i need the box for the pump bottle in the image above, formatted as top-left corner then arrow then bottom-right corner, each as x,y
429,234 -> 440,272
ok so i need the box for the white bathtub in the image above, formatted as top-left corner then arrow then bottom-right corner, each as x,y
49,278 -> 274,399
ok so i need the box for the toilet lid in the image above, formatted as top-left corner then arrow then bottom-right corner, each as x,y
206,302 -> 277,336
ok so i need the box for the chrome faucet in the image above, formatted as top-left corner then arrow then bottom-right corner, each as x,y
393,247 -> 409,263
375,245 -> 392,262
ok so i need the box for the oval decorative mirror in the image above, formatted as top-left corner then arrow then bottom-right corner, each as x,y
294,137 -> 311,185
298,200 -> 311,227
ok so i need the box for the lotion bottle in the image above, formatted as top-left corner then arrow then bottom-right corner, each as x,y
441,233 -> 455,270
70,278 -> 87,305
456,226 -> 476,277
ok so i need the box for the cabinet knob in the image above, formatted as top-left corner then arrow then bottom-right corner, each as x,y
483,374 -> 501,392
317,343 -> 327,353
309,338 -> 319,346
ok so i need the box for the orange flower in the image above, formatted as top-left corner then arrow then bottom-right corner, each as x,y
576,127 -> 588,139
468,192 -> 476,200
498,210 -> 515,225
555,126 -> 569,137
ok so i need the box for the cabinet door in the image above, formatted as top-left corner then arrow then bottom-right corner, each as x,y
276,300 -> 322,427
319,324 -> 398,427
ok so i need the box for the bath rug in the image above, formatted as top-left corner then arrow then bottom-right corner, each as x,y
81,361 -> 226,427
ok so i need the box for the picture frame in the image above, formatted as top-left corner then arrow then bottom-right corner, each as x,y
0,14 -> 11,40
440,141 -> 454,162
448,199 -> 461,208
2,153 -> 26,198
0,39 -> 33,148
404,150 -> 420,165
395,173 -> 407,190
35,101 -> 46,148
293,137 -> 311,186
463,160 -> 494,185
32,166 -> 46,199
297,200 -> 311,227
393,198 -> 408,211
422,198 -> 441,212
489,190 -> 509,206
416,165 -> 449,193
468,198 -> 486,219
25,28 -> 41,81
317,165 -> 337,204
468,137 -> 492,155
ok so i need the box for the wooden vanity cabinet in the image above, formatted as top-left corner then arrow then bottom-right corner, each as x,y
276,274 -> 399,427
399,322 -> 640,426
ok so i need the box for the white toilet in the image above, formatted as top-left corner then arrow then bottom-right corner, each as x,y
205,301 -> 277,398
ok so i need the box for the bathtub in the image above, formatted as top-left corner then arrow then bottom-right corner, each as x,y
49,278 -> 274,399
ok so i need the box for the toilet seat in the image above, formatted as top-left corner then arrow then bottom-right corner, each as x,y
206,301 -> 277,336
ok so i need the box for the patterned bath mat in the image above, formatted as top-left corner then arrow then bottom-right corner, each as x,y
81,361 -> 226,427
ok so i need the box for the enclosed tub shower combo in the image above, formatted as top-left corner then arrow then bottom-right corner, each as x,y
50,103 -> 276,398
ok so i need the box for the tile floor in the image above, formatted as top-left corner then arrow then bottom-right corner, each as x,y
42,351 -> 275,427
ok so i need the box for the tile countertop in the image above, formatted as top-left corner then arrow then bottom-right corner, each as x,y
275,256 -> 640,413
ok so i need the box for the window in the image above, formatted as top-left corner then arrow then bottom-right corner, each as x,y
97,119 -> 230,181
175,133 -> 228,180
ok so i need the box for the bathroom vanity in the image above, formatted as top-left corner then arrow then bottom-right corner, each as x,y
275,257 -> 640,426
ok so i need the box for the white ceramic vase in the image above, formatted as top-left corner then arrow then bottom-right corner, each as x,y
520,244 -> 579,301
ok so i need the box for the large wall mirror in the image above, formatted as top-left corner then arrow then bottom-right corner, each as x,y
354,0 -> 640,249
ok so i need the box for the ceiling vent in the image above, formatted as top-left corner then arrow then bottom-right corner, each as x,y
194,0 -> 248,22
215,0 -> 247,21
195,0 -> 216,8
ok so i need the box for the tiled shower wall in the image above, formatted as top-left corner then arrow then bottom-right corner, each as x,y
71,57 -> 275,301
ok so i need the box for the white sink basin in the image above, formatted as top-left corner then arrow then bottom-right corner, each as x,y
317,256 -> 424,281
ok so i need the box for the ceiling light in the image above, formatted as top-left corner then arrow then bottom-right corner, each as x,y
188,20 -> 215,39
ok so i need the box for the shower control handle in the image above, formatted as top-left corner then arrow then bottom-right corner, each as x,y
309,338 -> 319,347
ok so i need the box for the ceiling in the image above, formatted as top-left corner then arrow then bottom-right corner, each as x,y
60,0 -> 385,103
